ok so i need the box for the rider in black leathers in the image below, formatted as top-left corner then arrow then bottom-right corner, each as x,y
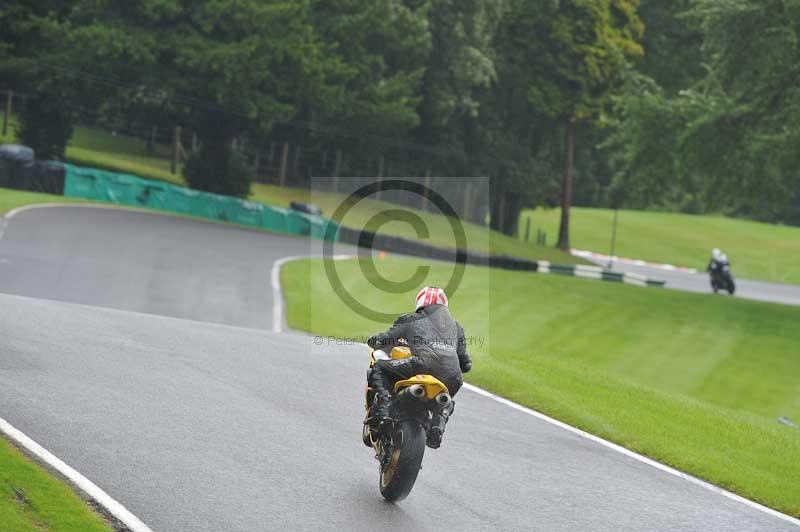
707,248 -> 731,281
366,286 -> 472,449
707,248 -> 727,273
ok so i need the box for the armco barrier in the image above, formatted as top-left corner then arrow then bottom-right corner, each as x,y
337,228 -> 665,286
60,163 -> 337,240
537,261 -> 666,287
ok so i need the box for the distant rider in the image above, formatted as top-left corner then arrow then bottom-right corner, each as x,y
707,248 -> 730,275
366,286 -> 472,449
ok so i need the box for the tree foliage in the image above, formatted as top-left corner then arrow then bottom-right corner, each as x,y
2,0 -> 796,230
16,90 -> 73,159
608,0 -> 800,224
184,142 -> 253,198
501,0 -> 644,247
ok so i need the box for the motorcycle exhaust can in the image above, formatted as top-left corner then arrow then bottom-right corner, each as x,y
398,384 -> 427,401
435,393 -> 452,406
409,385 -> 426,399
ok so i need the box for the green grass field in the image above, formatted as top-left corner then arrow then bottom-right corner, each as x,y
2,117 -> 180,185
251,184 -> 583,264
521,208 -> 800,284
0,188 -> 86,214
282,256 -> 800,517
0,436 -> 111,531
67,127 -> 180,185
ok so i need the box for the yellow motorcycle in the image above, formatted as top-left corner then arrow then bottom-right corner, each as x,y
363,346 -> 452,501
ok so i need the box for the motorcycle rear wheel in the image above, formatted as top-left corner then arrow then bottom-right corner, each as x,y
379,419 -> 426,502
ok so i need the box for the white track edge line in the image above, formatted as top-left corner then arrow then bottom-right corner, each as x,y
2,201 -> 284,241
459,384 -> 799,527
271,255 -> 307,333
5,201 -> 146,220
271,254 -> 356,333
0,418 -> 154,532
0,202 -> 177,242
271,254 -> 800,527
4,207 -> 795,525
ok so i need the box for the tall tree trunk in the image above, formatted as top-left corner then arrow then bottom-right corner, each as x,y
489,183 -> 501,232
557,119 -> 577,250
503,193 -> 521,236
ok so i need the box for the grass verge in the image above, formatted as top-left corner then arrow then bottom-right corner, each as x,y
251,184 -> 585,264
66,127 -> 182,185
521,207 -> 800,284
282,256 -> 800,517
0,187 -> 89,214
0,435 -> 111,531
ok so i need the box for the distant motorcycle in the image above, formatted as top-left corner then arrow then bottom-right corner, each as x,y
362,347 -> 452,501
709,261 -> 735,295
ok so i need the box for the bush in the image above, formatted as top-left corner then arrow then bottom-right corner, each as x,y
16,92 -> 74,160
184,141 -> 252,198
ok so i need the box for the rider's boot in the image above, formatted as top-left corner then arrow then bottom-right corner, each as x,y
365,366 -> 392,434
427,402 -> 454,449
366,391 -> 391,432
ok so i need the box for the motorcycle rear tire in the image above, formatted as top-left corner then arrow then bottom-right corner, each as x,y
379,419 -> 426,502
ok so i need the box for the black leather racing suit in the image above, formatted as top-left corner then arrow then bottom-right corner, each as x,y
366,304 -> 472,447
367,303 -> 471,400
707,258 -> 731,282
707,258 -> 730,272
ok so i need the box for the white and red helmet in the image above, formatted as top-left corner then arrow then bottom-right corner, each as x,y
415,286 -> 448,311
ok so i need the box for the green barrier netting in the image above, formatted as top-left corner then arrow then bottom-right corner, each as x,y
103,173 -> 146,205
138,181 -> 172,210
63,169 -> 96,198
263,206 -> 289,233
165,185 -> 200,214
228,199 -> 265,227
61,164 -> 338,240
286,210 -> 312,236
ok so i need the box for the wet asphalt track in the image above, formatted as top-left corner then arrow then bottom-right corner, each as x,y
0,206 -> 796,531
0,206 -> 314,328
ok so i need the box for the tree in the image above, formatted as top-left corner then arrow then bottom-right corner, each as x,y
676,0 -> 800,223
602,71 -> 691,211
505,0 -> 644,249
16,90 -> 73,159
416,0 -> 506,166
478,4 -> 559,235
602,1 -> 706,214
184,135 -> 252,198
58,0 -> 331,195
1,1 -> 74,156
411,0 -> 536,235
637,0 -> 703,96
609,0 -> 800,224
306,0 -> 431,176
